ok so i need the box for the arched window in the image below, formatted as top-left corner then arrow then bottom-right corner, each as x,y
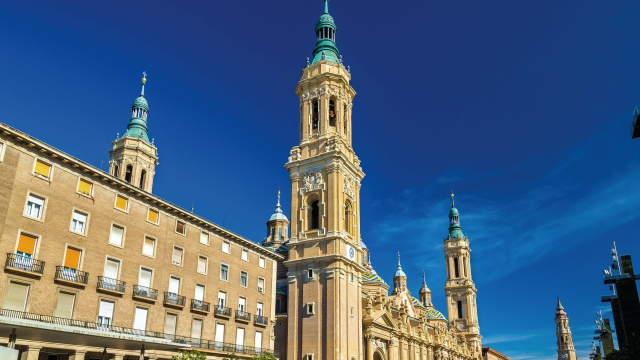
125,165 -> 133,183
139,170 -> 146,188
310,200 -> 320,230
329,99 -> 336,127
278,228 -> 282,240
457,301 -> 464,319
271,227 -> 275,239
113,165 -> 119,177
454,258 -> 460,278
345,201 -> 355,236
312,101 -> 319,130
343,104 -> 348,134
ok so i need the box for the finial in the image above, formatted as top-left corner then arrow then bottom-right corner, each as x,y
140,71 -> 147,96
277,187 -> 281,207
115,133 -> 119,141
451,191 -> 455,208
557,296 -> 564,310
339,55 -> 343,64
347,65 -> 350,72
422,270 -> 426,284
397,252 -> 401,268
324,0 -> 329,14
306,57 -> 310,67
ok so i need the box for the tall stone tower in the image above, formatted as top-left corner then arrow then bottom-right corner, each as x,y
555,298 -> 578,360
109,73 -> 159,193
443,193 -> 482,357
284,1 -> 365,359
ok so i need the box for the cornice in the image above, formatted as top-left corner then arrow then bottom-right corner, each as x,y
0,122 -> 282,261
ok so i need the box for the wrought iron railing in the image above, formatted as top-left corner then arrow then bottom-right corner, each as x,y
163,292 -> 186,306
254,315 -> 268,326
133,285 -> 158,300
191,299 -> 210,312
97,276 -> 126,293
5,253 -> 45,274
235,310 -> 251,322
0,308 -> 278,357
55,266 -> 88,284
214,306 -> 232,317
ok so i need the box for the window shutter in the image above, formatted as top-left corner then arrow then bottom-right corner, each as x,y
164,314 -> 177,335
133,307 -> 148,331
191,319 -> 203,340
53,292 -> 75,318
169,277 -> 180,294
195,285 -> 205,301
143,238 -> 154,256
172,248 -> 182,265
255,331 -> 263,350
5,282 -> 29,311
63,248 -> 81,269
236,328 -> 245,346
218,292 -> 226,307
200,232 -> 208,244
147,209 -> 158,224
109,225 -> 124,246
72,211 -> 87,223
258,278 -> 265,292
34,160 -> 50,177
198,257 -> 206,273
28,195 -> 44,206
78,179 -> 92,195
115,196 -> 127,210
104,259 -> 119,279
98,300 -> 114,318
257,303 -> 263,316
17,234 -> 36,255
238,297 -> 246,311
215,323 -> 225,343
176,221 -> 185,234
139,269 -> 152,288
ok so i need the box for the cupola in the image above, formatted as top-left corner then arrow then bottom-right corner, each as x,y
311,0 -> 340,64
448,193 -> 465,239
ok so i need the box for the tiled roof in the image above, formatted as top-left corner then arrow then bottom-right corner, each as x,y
424,307 -> 447,321
362,271 -> 387,285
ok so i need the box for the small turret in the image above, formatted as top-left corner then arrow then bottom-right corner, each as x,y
311,0 -> 340,64
419,270 -> 432,307
448,193 -> 464,239
393,252 -> 407,293
264,189 -> 290,246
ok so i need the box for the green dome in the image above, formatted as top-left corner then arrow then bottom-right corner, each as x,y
316,13 -> 336,31
132,95 -> 149,111
311,0 -> 340,64
449,207 -> 459,217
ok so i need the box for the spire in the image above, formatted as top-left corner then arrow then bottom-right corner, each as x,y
394,252 -> 406,278
269,188 -> 288,222
557,297 -> 564,311
556,296 -> 567,317
419,270 -> 431,294
448,192 -> 464,239
311,0 -> 340,64
124,73 -> 151,143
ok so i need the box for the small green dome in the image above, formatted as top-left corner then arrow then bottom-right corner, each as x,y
316,13 -> 336,31
132,95 -> 149,111
449,207 -> 459,217
311,0 -> 340,65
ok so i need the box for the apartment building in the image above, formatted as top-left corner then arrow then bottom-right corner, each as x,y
0,79 -> 281,360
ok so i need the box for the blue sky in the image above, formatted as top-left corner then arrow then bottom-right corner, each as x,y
1,1 -> 639,358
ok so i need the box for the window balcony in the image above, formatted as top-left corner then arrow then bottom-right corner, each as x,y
163,292 -> 186,309
254,315 -> 268,327
54,266 -> 88,287
5,253 -> 45,277
190,299 -> 210,314
235,310 -> 251,323
133,285 -> 158,302
214,306 -> 232,319
97,276 -> 126,295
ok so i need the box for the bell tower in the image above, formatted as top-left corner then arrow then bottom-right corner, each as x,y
284,1 -> 364,359
443,193 -> 482,358
109,73 -> 159,193
555,298 -> 578,360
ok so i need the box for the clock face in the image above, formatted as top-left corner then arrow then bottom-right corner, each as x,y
457,323 -> 464,330
346,245 -> 356,261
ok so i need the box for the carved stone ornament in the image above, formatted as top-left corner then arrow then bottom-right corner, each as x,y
288,147 -> 302,162
343,176 -> 355,199
302,170 -> 323,193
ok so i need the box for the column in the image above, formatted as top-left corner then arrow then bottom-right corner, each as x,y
399,339 -> 405,360
69,351 -> 87,360
389,339 -> 398,360
366,336 -> 374,360
19,347 -> 41,360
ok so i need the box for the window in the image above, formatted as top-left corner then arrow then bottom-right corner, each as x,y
256,302 -> 263,317
344,104 -> 348,133
139,170 -> 146,189
278,228 -> 282,240
306,303 -> 315,315
25,194 -> 44,219
172,247 -> 183,266
0,142 -> 4,162
195,284 -> 205,301
222,241 -> 230,254
168,277 -> 181,298
139,268 -> 152,289
310,200 -> 320,230
103,259 -> 120,280
98,300 -> 114,329
454,258 -> 460,278
71,211 -> 87,234
197,256 -> 208,274
147,209 -> 159,224
164,313 -> 177,337
175,220 -> 186,235
200,232 -> 209,245
215,323 -> 225,349
133,307 -> 148,333
191,318 -> 203,342
259,257 -> 266,268
62,247 -> 81,276
77,179 -> 92,195
304,354 -> 314,360
240,271 -> 248,287
113,165 -> 119,177
345,201 -> 355,236
16,233 -> 37,263
236,327 -> 245,352
255,331 -> 263,351
109,224 -> 125,246
307,269 -> 314,280
258,278 -> 265,293
142,237 -> 155,257
125,165 -> 133,183
53,292 -> 75,319
218,291 -> 226,308
241,249 -> 248,261
220,264 -> 229,281
312,101 -> 319,130
5,282 -> 29,311
238,297 -> 246,312
329,99 -> 336,127
457,301 -> 464,319
115,195 -> 128,211
34,159 -> 51,178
